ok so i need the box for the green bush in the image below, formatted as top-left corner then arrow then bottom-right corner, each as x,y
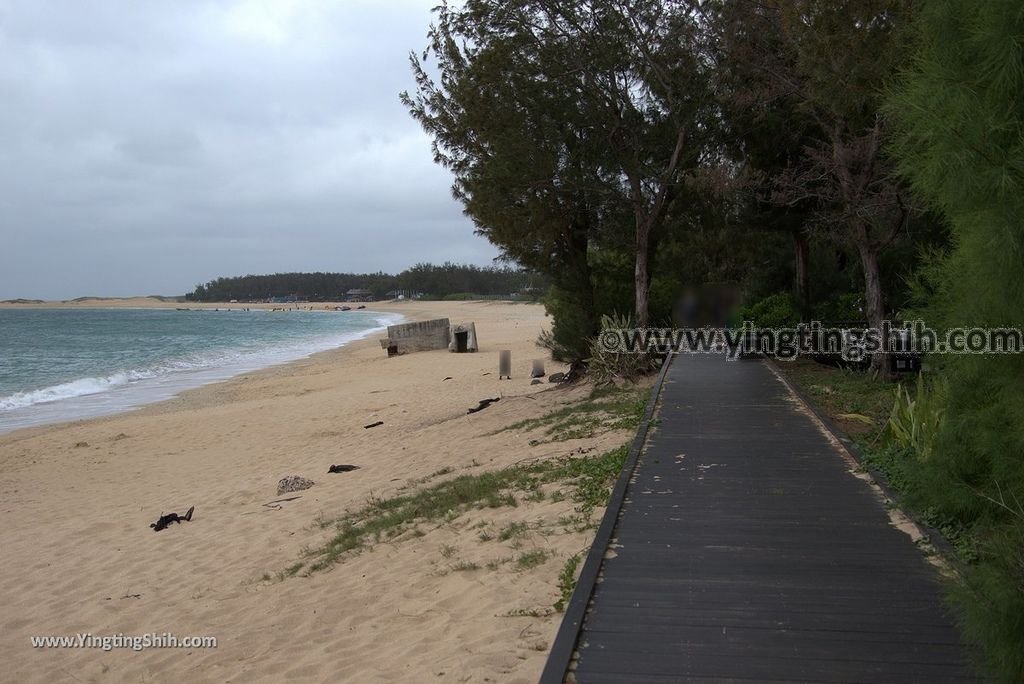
587,313 -> 659,385
952,519 -> 1024,681
539,284 -> 599,362
882,373 -> 945,462
816,292 -> 864,323
739,292 -> 800,329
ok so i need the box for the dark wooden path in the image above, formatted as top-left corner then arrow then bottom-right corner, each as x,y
542,354 -> 972,683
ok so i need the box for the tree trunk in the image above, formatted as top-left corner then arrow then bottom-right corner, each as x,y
793,228 -> 810,322
635,213 -> 651,328
856,237 -> 892,379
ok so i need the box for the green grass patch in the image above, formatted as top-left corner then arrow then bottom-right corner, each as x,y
297,443 -> 632,574
515,549 -> 550,570
501,384 -> 647,444
499,521 -> 529,542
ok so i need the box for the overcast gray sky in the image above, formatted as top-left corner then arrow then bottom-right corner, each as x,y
0,0 -> 498,300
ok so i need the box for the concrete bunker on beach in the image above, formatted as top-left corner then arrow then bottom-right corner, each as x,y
448,322 -> 478,353
379,318 -> 479,356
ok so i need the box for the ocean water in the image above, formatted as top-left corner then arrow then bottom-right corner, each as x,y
0,307 -> 401,433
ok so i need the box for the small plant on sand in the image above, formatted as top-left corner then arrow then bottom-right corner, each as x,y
501,606 -> 556,618
524,486 -> 546,502
554,553 -> 582,611
516,549 -> 550,570
486,557 -> 512,570
557,512 -> 595,533
499,521 -> 529,542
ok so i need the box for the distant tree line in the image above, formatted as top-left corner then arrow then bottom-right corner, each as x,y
185,263 -> 545,302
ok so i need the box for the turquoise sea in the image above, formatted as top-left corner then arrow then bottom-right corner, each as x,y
0,307 -> 401,433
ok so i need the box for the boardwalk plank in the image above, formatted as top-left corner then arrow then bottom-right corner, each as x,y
545,355 -> 972,683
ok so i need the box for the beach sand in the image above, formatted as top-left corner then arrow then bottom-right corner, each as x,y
0,300 -> 640,683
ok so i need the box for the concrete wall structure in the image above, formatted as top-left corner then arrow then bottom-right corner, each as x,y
380,318 -> 451,355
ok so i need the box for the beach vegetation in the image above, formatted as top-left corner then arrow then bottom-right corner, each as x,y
500,607 -> 555,619
502,384 -> 647,444
498,522 -> 529,543
295,443 -> 629,575
554,553 -> 583,612
451,560 -> 481,572
587,314 -> 662,385
515,550 -> 550,571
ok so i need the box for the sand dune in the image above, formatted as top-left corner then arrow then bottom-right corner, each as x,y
0,300 -> 639,683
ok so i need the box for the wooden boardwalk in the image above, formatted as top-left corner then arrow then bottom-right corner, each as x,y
542,354 -> 972,683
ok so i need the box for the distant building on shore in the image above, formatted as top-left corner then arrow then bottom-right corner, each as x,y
385,290 -> 424,300
345,288 -> 374,302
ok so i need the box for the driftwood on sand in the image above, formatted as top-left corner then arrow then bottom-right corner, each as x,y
467,397 -> 500,414
150,506 -> 194,532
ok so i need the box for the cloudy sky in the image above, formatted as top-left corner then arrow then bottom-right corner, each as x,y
0,0 -> 498,300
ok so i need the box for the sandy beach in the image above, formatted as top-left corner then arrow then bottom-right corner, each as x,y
0,300 -> 642,683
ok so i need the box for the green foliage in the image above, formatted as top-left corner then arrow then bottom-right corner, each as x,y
404,0 -> 716,354
815,292 -> 864,323
554,552 -> 582,612
882,374 -> 945,461
539,284 -> 599,362
556,444 -> 629,514
498,522 -> 529,543
587,314 -> 660,385
589,250 -> 639,322
739,292 -> 800,329
515,549 -> 550,571
950,520 -> 1024,681
887,2 -> 1024,677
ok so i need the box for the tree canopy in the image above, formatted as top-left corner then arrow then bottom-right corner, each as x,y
399,1 -> 1024,676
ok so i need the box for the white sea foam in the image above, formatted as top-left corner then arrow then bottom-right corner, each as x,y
0,311 -> 403,432
0,370 -> 156,411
